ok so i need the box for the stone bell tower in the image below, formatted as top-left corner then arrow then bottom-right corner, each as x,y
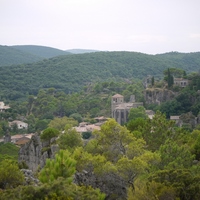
111,94 -> 124,118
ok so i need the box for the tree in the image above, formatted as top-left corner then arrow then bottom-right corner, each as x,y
0,159 -> 24,189
192,130 -> 200,160
70,113 -> 82,123
167,68 -> 174,88
0,178 -> 106,200
57,128 -> 83,151
151,76 -> 154,86
48,116 -> 78,131
35,119 -> 49,131
86,119 -> 146,162
164,67 -> 186,78
128,106 -> 147,122
148,168 -> 200,200
141,111 -> 175,151
159,139 -> 195,169
40,127 -> 59,145
127,117 -> 147,133
39,149 -> 76,184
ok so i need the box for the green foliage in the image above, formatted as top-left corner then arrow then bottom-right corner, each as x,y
0,142 -> 19,162
0,45 -> 42,67
48,116 -> 78,131
140,111 -> 175,151
159,139 -> 195,169
40,127 -> 59,143
0,159 -> 24,189
167,68 -> 174,88
1,51 -> 200,101
127,118 -> 146,133
0,121 -> 9,137
164,67 -> 186,78
149,168 -> 200,200
82,131 -> 92,139
12,45 -> 70,59
86,119 -> 146,162
0,178 -> 106,200
151,76 -> 154,86
69,113 -> 82,123
57,129 -> 83,151
128,106 -> 147,121
39,150 -> 76,184
192,130 -> 200,160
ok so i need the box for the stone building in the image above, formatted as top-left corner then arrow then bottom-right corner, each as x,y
0,101 -> 10,112
9,120 -> 28,129
111,94 -> 143,125
174,78 -> 189,87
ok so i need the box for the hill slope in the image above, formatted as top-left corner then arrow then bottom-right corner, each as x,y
0,45 -> 42,66
66,49 -> 99,54
12,45 -> 71,59
0,51 -> 200,100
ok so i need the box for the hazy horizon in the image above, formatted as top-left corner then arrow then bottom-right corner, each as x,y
1,0 -> 200,54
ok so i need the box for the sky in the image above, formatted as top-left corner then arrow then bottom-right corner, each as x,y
1,0 -> 200,54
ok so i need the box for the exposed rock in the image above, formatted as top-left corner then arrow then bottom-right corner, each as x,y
144,88 -> 177,105
74,170 -> 127,200
21,169 -> 39,186
19,133 -> 59,172
4,132 -> 11,143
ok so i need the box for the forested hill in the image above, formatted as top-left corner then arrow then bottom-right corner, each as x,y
65,49 -> 99,54
0,45 -> 42,66
12,45 -> 71,59
0,45 -> 71,67
0,51 -> 200,101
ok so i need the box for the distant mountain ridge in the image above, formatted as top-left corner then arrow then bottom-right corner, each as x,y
65,49 -> 100,54
0,45 -> 72,67
0,45 -> 42,66
12,45 -> 71,58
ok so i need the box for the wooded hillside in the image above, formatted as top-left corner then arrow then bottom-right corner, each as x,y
0,51 -> 200,101
0,45 -> 71,67
12,45 -> 71,59
0,45 -> 42,66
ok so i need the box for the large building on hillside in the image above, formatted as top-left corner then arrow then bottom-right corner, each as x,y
174,78 -> 189,87
111,94 -> 143,125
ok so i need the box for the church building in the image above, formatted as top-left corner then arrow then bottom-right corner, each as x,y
111,94 -> 143,125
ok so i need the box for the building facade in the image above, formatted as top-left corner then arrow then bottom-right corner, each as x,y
174,78 -> 189,87
111,94 -> 143,125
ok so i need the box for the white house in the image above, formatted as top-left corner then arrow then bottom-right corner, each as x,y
0,102 -> 10,112
9,120 -> 28,129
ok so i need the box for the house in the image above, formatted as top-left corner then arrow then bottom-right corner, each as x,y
145,110 -> 155,119
170,116 -> 183,127
174,78 -> 188,87
111,94 -> 143,125
73,123 -> 100,133
9,120 -> 28,129
0,102 -> 10,112
15,136 -> 31,146
94,116 -> 108,126
3,133 -> 34,144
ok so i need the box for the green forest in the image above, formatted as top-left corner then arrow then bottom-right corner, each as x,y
0,51 -> 200,101
0,49 -> 200,199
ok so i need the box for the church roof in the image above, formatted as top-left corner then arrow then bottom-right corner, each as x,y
112,94 -> 123,98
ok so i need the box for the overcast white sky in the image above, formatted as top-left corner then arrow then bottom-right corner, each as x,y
1,0 -> 200,54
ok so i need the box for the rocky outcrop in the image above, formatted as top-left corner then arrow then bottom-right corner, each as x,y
74,170 -> 127,200
144,88 -> 177,105
19,133 -> 59,172
21,169 -> 39,186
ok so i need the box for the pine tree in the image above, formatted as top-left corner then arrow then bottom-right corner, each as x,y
39,149 -> 76,184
